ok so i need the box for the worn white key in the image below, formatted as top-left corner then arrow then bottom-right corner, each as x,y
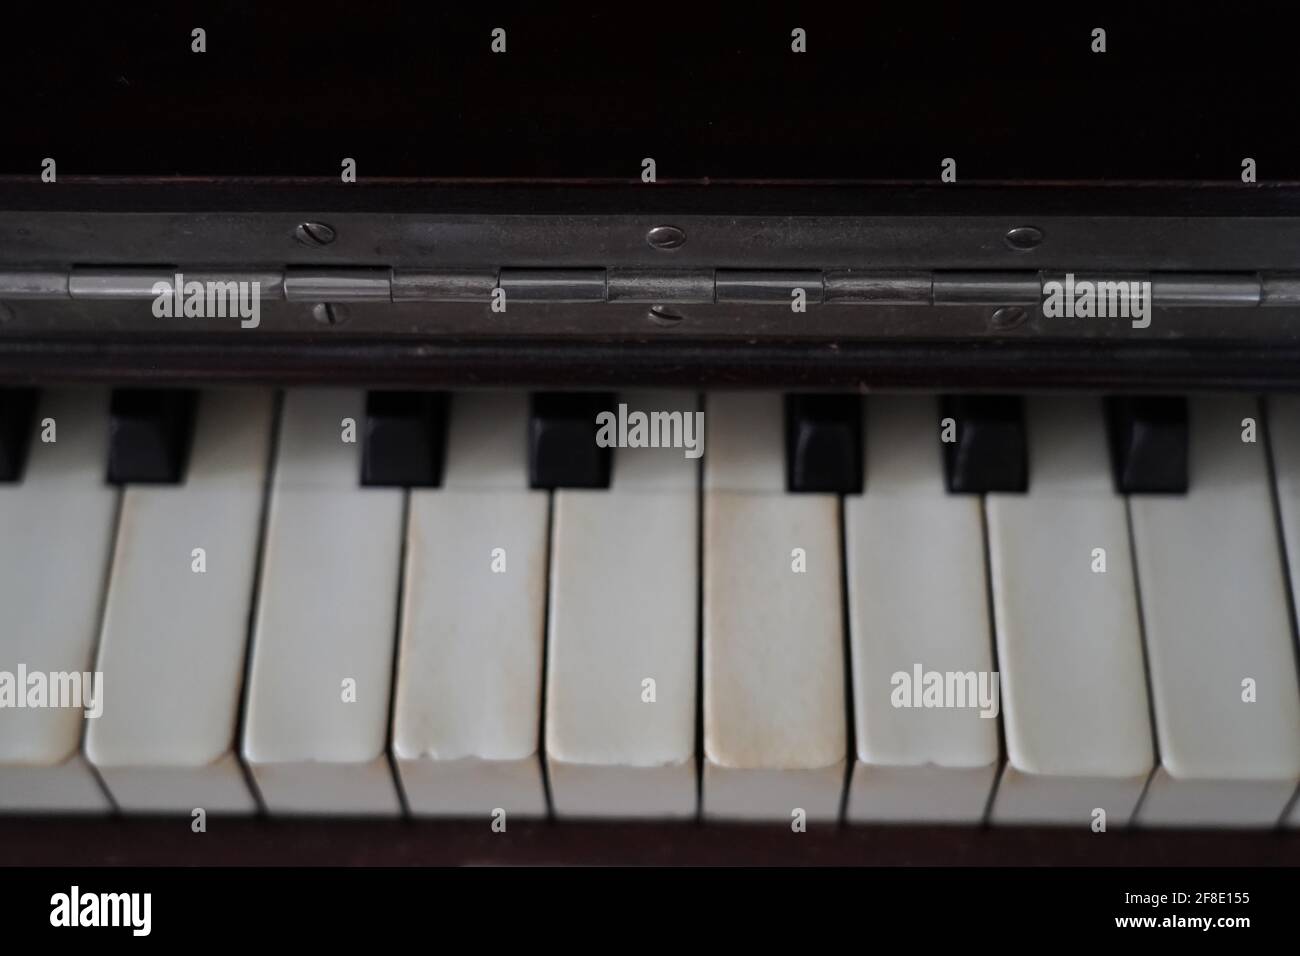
86,390 -> 272,814
242,389 -> 404,815
1261,394 -> 1300,828
703,392 -> 786,495
987,397 -> 1154,826
703,392 -> 846,822
393,392 -> 549,818
1132,396 -> 1300,827
0,390 -> 116,812
845,396 -> 999,824
546,391 -> 698,818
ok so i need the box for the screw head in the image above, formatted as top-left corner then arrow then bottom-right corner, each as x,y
648,305 -> 684,326
311,302 -> 347,326
296,222 -> 337,246
990,305 -> 1028,331
646,225 -> 686,251
1004,226 -> 1043,252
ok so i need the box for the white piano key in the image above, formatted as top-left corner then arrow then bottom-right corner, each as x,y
393,392 -> 548,817
0,390 -> 116,812
845,396 -> 999,824
1132,395 -> 1300,827
987,397 -> 1154,826
703,392 -> 846,822
1261,394 -> 1300,828
86,390 -> 273,814
441,391 -> 531,490
703,391 -> 785,494
545,391 -> 698,818
242,389 -> 404,815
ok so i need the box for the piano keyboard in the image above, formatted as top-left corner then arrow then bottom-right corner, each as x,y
1,386 -> 1299,829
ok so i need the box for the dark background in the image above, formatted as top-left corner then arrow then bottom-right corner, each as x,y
0,2 -> 1293,181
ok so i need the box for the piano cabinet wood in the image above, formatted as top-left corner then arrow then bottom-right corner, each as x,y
0,818 -> 1297,867
5,336 -> 1300,393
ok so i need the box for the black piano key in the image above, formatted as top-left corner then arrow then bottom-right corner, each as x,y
0,388 -> 39,483
784,394 -> 864,494
107,389 -> 198,485
528,392 -> 614,489
1106,396 -> 1189,494
941,395 -> 1028,494
360,391 -> 449,487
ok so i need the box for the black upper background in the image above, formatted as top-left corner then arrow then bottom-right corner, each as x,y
0,2 -> 1294,182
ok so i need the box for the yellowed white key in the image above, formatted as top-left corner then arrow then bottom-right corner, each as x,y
546,391 -> 698,818
987,397 -> 1153,826
1133,396 -> 1300,827
0,390 -> 116,812
703,392 -> 846,822
87,390 -> 272,814
393,392 -> 549,818
1257,394 -> 1300,828
242,389 -> 404,815
846,396 -> 999,824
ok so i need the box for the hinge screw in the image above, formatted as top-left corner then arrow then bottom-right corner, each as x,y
990,305 -> 1028,330
311,302 -> 347,326
1004,226 -> 1043,252
648,305 -> 684,326
296,222 -> 337,246
646,225 -> 686,251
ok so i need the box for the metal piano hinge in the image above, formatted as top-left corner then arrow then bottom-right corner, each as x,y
919,271 -> 1274,307
1,267 -> 1298,310
716,270 -> 823,304
62,267 -> 287,300
497,269 -> 605,302
283,268 -> 388,301
933,272 -> 1040,305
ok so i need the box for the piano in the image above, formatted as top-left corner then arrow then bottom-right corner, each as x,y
1,6 -> 1299,867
